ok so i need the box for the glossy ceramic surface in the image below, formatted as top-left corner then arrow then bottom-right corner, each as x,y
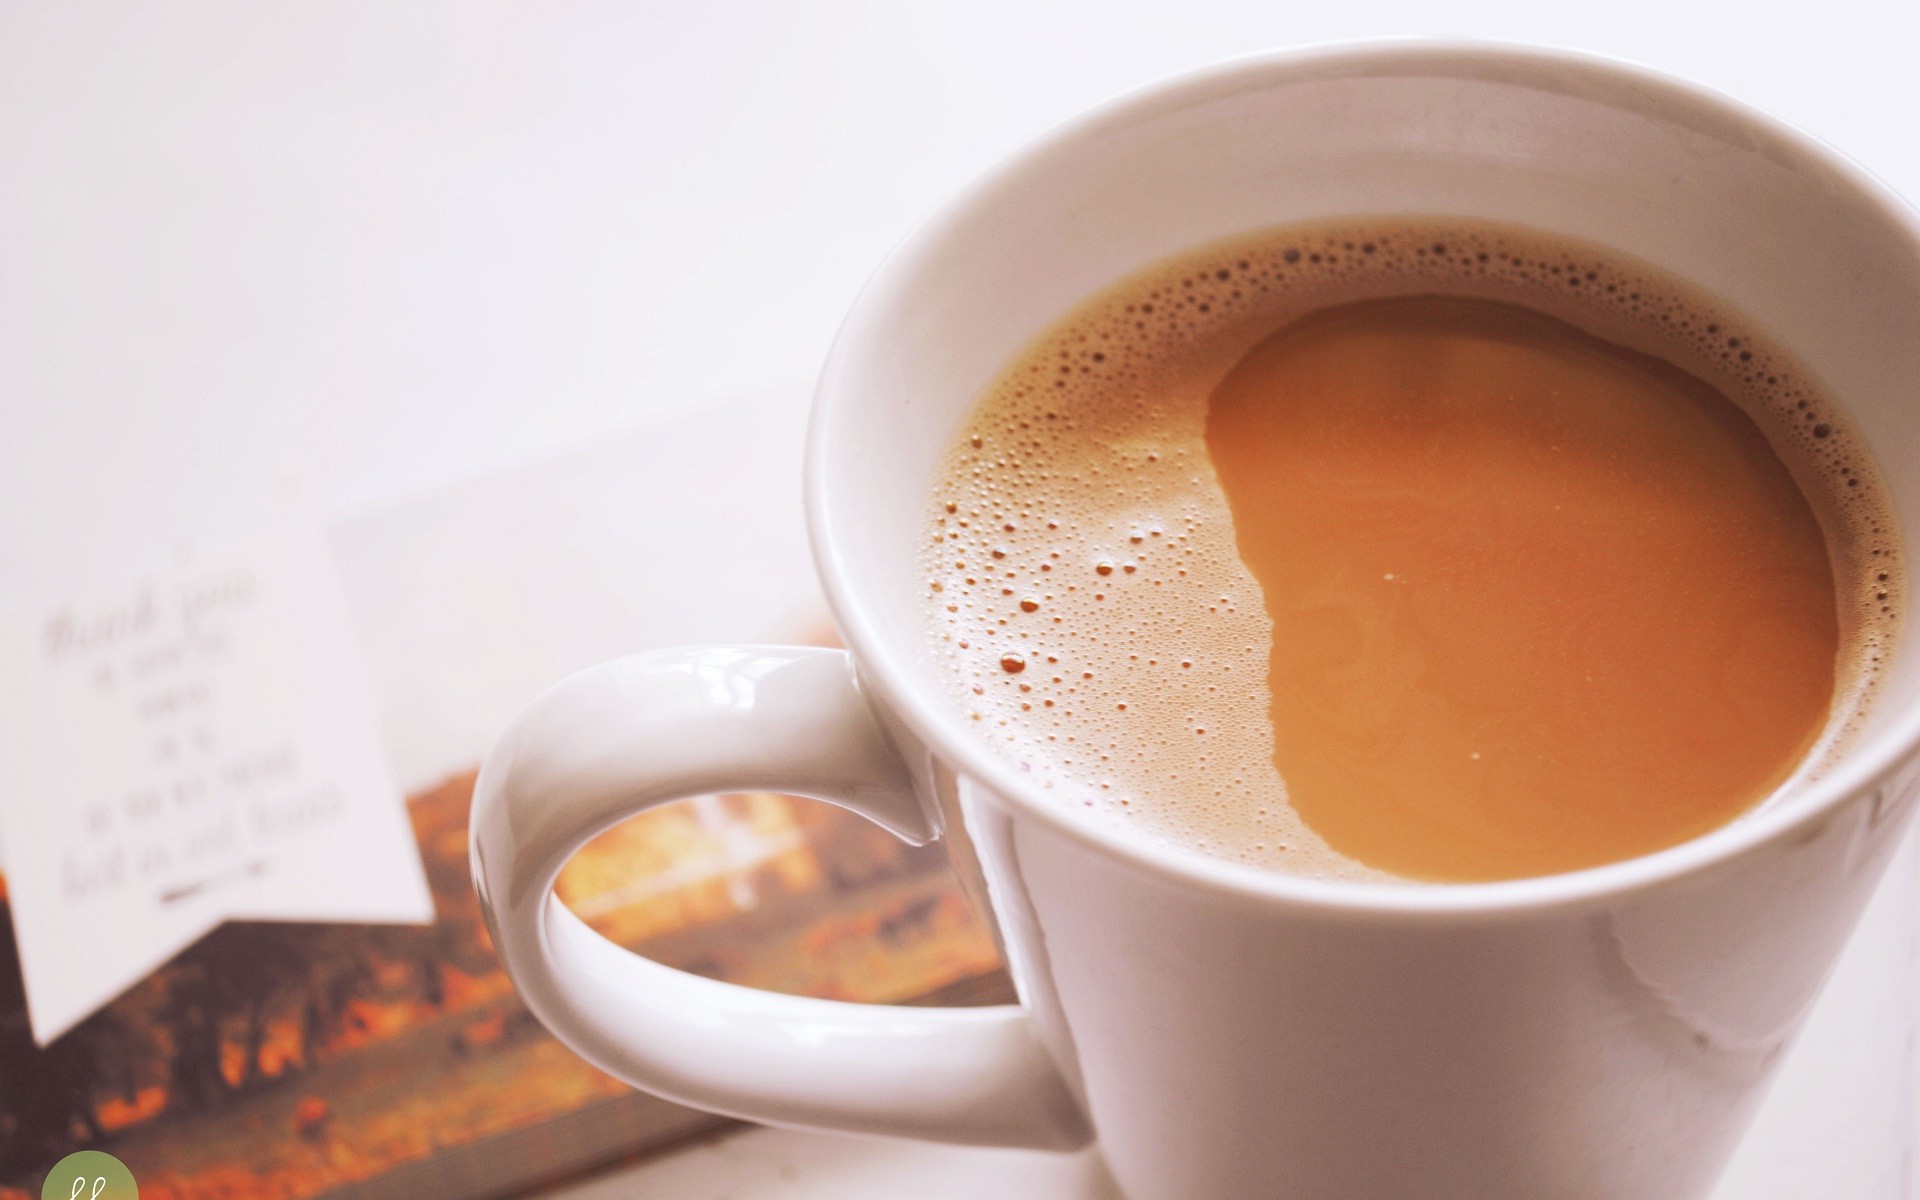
473,43 -> 1920,1198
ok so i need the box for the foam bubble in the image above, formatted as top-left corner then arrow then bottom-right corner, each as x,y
920,218 -> 1901,881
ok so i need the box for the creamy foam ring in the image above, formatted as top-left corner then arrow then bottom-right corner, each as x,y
921,218 -> 1902,883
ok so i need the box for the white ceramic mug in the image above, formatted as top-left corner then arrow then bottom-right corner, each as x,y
471,43 -> 1920,1198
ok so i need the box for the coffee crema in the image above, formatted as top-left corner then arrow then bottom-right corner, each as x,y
921,219 -> 1901,883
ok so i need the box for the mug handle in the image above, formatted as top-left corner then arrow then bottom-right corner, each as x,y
469,644 -> 1092,1150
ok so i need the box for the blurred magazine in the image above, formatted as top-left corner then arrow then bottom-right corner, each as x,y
0,387 -> 1010,1199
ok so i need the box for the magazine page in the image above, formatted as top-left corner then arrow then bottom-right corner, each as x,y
0,387 -> 1007,1200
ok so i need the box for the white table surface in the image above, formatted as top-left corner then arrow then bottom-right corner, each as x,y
6,4 -> 1920,1196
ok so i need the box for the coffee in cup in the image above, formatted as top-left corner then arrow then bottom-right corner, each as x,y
922,217 -> 1899,882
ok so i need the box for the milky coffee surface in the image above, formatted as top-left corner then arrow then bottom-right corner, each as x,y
920,219 -> 1899,881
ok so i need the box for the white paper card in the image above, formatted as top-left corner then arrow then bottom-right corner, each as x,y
0,533 -> 434,1044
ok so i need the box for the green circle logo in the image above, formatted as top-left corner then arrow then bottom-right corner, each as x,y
41,1151 -> 136,1200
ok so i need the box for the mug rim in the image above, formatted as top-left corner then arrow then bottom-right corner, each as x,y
806,38 -> 1920,920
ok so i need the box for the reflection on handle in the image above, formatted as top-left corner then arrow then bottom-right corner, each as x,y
469,645 -> 1091,1150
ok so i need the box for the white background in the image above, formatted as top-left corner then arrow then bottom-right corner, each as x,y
5,3 -> 1919,1196
5,1 -> 1920,592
